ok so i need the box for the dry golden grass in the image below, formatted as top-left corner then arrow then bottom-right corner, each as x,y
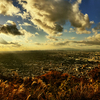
0,66 -> 100,100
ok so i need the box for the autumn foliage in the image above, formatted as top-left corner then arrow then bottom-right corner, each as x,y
0,66 -> 100,100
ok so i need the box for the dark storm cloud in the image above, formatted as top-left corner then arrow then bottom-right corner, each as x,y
0,24 -> 24,35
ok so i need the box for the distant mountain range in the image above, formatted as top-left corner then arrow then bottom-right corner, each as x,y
58,48 -> 80,51
57,48 -> 100,51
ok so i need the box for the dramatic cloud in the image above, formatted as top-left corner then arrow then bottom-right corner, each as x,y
0,0 -> 20,16
71,0 -> 93,35
72,33 -> 100,46
0,22 -> 23,35
18,0 -> 92,35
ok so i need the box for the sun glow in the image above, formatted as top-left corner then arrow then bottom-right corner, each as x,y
0,33 -> 13,41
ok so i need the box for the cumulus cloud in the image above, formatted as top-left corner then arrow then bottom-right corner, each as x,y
72,0 -> 91,34
17,11 -> 30,19
76,29 -> 91,34
47,32 -> 62,37
94,22 -> 100,30
55,33 -> 63,36
0,0 -> 20,16
91,23 -> 100,35
19,28 -> 35,42
64,29 -> 68,32
34,38 -> 70,46
92,28 -> 98,35
71,37 -> 76,39
90,21 -> 94,25
70,0 -> 92,34
20,22 -> 32,26
72,33 -> 100,46
35,33 -> 100,46
69,28 -> 75,33
6,20 -> 16,25
86,34 -> 100,41
0,21 -> 23,35
35,32 -> 39,35
18,0 -> 92,35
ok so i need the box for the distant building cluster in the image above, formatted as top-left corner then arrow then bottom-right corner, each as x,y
0,51 -> 100,78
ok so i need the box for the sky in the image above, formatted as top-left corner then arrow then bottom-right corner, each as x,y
0,0 -> 100,51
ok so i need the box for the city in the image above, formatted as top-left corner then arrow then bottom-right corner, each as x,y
0,50 -> 100,78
